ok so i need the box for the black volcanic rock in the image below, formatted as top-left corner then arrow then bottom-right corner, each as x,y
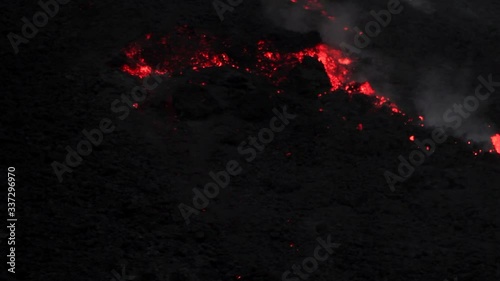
3,1 -> 500,281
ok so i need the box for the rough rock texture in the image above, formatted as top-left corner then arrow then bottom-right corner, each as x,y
1,1 -> 499,281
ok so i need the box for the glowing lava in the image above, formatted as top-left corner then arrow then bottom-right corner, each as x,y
492,134 -> 500,154
121,26 -> 237,78
254,40 -> 352,90
120,26 -> 500,155
121,28 -> 400,113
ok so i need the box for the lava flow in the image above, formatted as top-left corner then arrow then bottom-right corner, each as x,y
120,25 -> 500,155
492,134 -> 500,154
121,26 -> 393,107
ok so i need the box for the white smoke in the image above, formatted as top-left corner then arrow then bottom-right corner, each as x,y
259,0 -> 496,148
263,0 -> 362,43
414,65 -> 495,144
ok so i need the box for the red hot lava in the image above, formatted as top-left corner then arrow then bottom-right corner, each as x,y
492,134 -> 500,154
120,26 -> 500,155
122,31 -> 236,78
121,28 -> 391,105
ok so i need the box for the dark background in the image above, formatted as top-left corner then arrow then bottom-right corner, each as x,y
1,0 -> 499,280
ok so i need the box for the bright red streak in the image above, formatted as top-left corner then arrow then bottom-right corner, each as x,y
121,27 -> 404,117
359,82 -> 375,95
491,134 -> 500,154
292,44 -> 351,90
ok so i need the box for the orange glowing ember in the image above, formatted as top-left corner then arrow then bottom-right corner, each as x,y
491,134 -> 500,154
121,26 -> 405,124
359,82 -> 375,95
119,27 -> 500,157
292,44 -> 351,90
121,26 -> 237,78
253,41 -> 353,90
121,31 -> 379,96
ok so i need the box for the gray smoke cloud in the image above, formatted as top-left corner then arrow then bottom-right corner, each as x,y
261,0 -> 360,45
413,64 -> 495,145
260,0 -> 496,149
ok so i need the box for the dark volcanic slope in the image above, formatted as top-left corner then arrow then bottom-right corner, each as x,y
1,1 -> 499,281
